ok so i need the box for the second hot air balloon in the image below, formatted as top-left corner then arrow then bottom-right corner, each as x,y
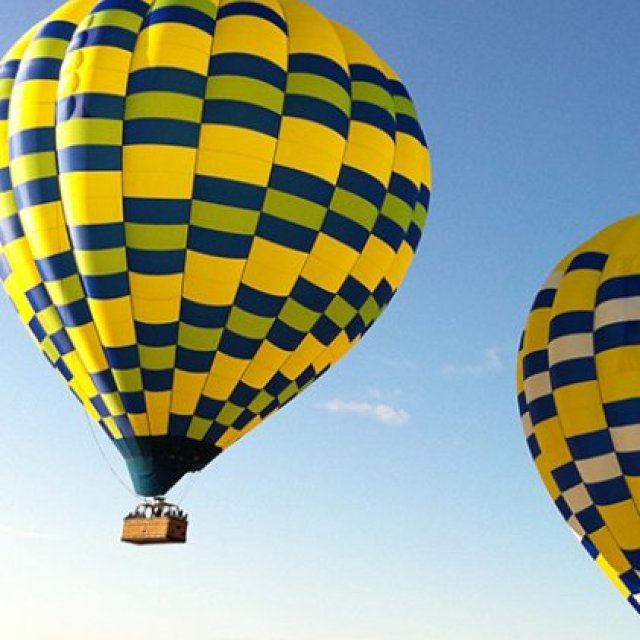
518,215 -> 640,613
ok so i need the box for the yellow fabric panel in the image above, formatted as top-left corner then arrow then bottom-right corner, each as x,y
599,501 -> 640,550
145,391 -> 172,436
281,0 -> 347,61
275,122 -> 346,182
130,24 -> 212,75
209,14 -> 287,68
59,173 -> 124,225
183,251 -> 245,305
59,47 -> 131,98
300,253 -> 348,293
279,334 -> 325,380
123,146 -> 196,198
590,528 -> 634,575
129,273 -> 182,324
88,298 -> 137,347
172,371 -> 208,414
65,324 -> 110,372
386,242 -> 416,291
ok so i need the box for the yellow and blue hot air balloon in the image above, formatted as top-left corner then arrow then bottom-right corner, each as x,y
0,0 -> 430,526
518,215 -> 640,614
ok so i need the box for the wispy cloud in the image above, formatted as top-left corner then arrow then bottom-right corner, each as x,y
0,523 -> 66,542
442,346 -> 506,378
321,399 -> 410,426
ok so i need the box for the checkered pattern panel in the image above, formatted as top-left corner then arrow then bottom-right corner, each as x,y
518,215 -> 640,615
0,0 -> 431,493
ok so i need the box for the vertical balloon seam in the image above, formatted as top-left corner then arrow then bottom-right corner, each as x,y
133,0 -> 219,439
165,0 -> 220,443
0,26 -> 100,417
181,0 -> 291,447
4,2 -> 119,437
199,0 -> 357,443
11,1 -> 130,440
199,0 -> 351,444
59,0 -> 155,445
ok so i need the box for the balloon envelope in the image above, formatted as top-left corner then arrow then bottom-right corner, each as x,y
518,215 -> 640,614
0,0 -> 431,496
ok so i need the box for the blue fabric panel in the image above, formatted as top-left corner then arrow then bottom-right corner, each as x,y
57,299 -> 93,327
10,127 -> 55,157
351,102 -> 395,139
527,394 -> 556,426
595,321 -> 640,353
532,287 -> 556,310
284,95 -> 349,137
193,175 -> 265,209
124,197 -> 192,224
180,299 -> 230,328
135,321 -> 178,346
142,5 -> 216,34
270,165 -> 334,206
597,275 -> 640,304
549,311 -> 593,339
257,214 -> 316,252
14,177 -> 60,209
587,477 -> 630,506
36,252 -> 76,282
522,349 -> 549,378
202,100 -> 280,137
290,278 -> 332,313
289,53 -> 350,91
16,58 -> 62,83
0,214 -> 23,244
219,331 -> 261,359
69,26 -> 137,52
311,314 -> 341,346
175,346 -> 214,373
235,284 -> 285,316
58,145 -> 122,172
209,53 -> 286,90
605,399 -> 640,428
104,345 -> 139,369
127,67 -> 207,98
322,211 -> 368,251
83,273 -> 130,299
568,429 -> 614,460
188,226 -> 253,258
217,1 -> 287,33
552,462 -> 582,491
26,284 -> 50,312
127,248 -> 185,275
550,357 -> 597,388
69,223 -> 124,250
567,251 -> 608,273
58,94 -> 125,121
338,165 -> 386,207
124,118 -> 201,147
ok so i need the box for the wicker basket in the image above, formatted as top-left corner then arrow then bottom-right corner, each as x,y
121,516 -> 188,545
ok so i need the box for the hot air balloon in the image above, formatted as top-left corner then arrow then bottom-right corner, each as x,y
518,215 -> 640,613
0,0 -> 431,542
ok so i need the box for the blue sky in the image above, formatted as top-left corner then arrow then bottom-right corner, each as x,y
1,0 -> 640,638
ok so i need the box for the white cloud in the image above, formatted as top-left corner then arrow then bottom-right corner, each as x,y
321,399 -> 410,426
0,523 -> 66,542
442,346 -> 506,378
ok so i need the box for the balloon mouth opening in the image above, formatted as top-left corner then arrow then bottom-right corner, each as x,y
114,436 -> 221,497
